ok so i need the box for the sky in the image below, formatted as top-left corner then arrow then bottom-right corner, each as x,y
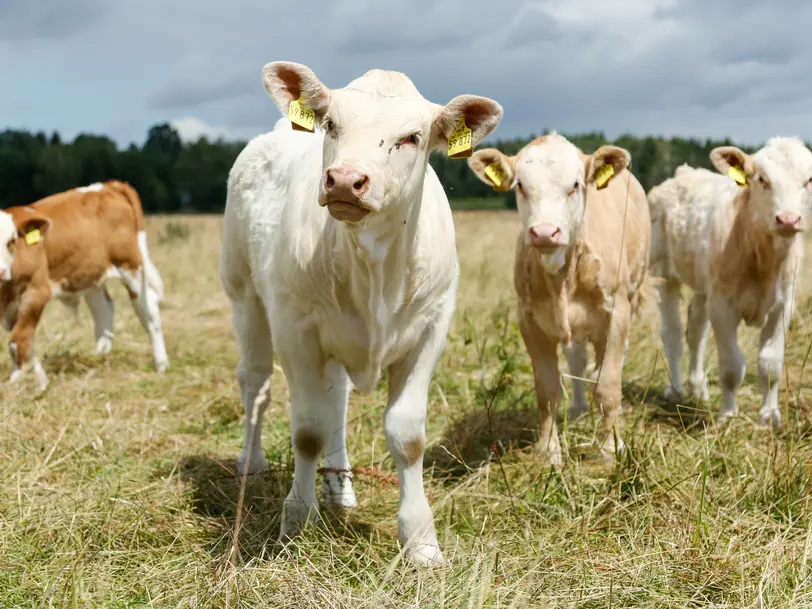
1,0 -> 811,147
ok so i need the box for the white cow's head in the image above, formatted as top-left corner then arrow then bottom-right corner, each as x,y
262,62 -> 503,224
468,133 -> 630,273
711,137 -> 812,237
0,209 -> 50,282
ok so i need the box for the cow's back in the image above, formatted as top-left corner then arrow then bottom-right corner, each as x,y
30,184 -> 143,288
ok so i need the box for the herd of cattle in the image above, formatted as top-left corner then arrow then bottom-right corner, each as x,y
1,62 -> 809,566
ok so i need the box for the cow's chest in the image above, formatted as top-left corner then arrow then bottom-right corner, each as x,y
733,278 -> 779,328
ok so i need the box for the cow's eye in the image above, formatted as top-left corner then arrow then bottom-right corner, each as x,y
325,118 -> 335,133
6,239 -> 14,253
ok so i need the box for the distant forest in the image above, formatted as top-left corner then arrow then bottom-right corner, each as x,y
0,123 -> 764,213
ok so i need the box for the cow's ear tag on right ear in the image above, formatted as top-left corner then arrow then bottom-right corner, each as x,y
448,118 -> 473,159
728,164 -> 747,186
289,96 -> 315,133
484,163 -> 509,191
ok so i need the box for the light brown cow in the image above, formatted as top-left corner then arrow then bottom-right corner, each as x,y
468,133 -> 651,464
0,181 -> 168,391
648,137 -> 810,427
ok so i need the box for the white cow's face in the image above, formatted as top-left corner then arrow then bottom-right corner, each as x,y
711,137 -> 812,237
262,62 -> 503,224
0,211 -> 17,282
468,134 -> 630,273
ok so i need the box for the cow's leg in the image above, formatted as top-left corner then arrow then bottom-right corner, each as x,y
384,319 -> 450,567
230,289 -> 274,475
519,313 -> 562,467
8,294 -> 49,392
592,298 -> 631,458
710,297 -> 744,421
564,341 -> 589,419
119,266 -> 169,373
84,286 -> 115,355
275,327 -> 345,540
685,293 -> 710,400
757,292 -> 794,428
320,360 -> 357,509
657,280 -> 684,400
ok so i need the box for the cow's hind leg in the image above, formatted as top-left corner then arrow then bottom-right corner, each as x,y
320,361 -> 357,509
119,266 -> 169,373
230,288 -> 274,475
85,286 -> 115,355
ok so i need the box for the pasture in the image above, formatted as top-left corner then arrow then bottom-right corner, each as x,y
1,211 -> 810,608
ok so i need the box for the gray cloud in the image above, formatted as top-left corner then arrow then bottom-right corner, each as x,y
0,0 -> 107,41
2,0 -> 812,146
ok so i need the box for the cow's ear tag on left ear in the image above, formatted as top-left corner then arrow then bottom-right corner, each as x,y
289,96 -> 316,133
595,163 -> 614,189
448,118 -> 472,159
25,228 -> 42,246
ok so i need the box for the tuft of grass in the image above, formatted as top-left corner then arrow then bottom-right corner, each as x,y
0,212 -> 810,607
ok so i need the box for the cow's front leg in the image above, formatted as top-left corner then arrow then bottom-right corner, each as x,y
275,328 -> 351,541
710,297 -> 744,421
9,295 -> 48,392
757,293 -> 794,428
385,322 -> 450,567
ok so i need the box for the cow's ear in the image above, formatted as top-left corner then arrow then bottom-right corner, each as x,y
468,148 -> 515,192
431,95 -> 503,154
17,213 -> 51,244
585,145 -> 631,189
710,146 -> 754,186
262,61 -> 330,125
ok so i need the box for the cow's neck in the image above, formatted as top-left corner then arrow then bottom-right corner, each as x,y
339,189 -> 423,389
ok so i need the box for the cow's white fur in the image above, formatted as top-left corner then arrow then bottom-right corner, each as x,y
0,211 -> 16,281
648,137 -> 811,426
75,183 -> 104,193
220,62 -> 502,566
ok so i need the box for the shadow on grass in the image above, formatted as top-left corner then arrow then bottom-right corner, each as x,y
622,381 -> 712,434
425,405 -> 539,478
174,454 -> 374,560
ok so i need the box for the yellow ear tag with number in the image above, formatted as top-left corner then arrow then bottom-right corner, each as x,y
484,163 -> 505,188
288,96 -> 315,133
595,163 -> 614,189
447,118 -> 473,159
728,164 -> 747,186
24,228 -> 42,246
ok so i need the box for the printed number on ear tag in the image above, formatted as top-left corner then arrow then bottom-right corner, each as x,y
288,97 -> 315,132
595,163 -> 615,189
447,118 -> 472,159
25,228 -> 42,246
728,165 -> 747,186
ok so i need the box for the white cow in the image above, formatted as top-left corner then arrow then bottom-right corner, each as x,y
648,137 -> 811,426
219,61 -> 502,565
0,212 -> 16,281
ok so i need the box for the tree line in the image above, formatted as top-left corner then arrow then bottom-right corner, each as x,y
0,123 -> 762,213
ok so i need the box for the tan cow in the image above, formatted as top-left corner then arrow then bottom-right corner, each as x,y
468,133 -> 651,464
0,181 -> 168,391
648,137 -> 810,426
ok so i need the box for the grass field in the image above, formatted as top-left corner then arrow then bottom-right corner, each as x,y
1,212 -> 811,608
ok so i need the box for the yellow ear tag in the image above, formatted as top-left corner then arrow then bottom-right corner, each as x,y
728,164 -> 747,186
595,163 -> 615,189
288,96 -> 315,133
484,163 -> 505,188
24,228 -> 42,246
447,118 -> 473,159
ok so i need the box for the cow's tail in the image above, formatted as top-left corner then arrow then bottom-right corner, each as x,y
107,181 -> 165,303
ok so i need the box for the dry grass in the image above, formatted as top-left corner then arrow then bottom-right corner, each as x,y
1,212 -> 811,608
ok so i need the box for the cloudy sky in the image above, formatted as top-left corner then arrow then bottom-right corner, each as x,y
2,0 -> 810,147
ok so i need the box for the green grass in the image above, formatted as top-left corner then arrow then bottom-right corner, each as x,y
0,213 -> 810,607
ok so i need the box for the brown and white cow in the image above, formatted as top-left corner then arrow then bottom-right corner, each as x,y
648,137 -> 810,426
468,133 -> 651,464
0,181 -> 168,391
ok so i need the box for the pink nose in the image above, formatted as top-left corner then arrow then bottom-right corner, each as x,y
776,212 -> 802,232
323,165 -> 370,203
528,223 -> 563,249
